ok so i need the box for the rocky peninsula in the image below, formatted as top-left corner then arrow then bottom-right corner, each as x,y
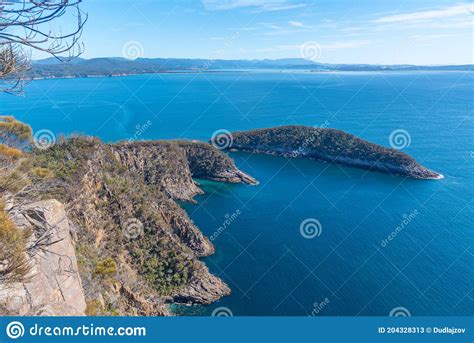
0,123 -> 442,317
225,126 -> 442,179
0,136 -> 256,316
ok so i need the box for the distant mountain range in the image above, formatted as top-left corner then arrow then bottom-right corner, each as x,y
28,57 -> 473,79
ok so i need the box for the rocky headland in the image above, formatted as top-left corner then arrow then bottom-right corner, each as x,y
0,136 -> 255,316
0,124 -> 442,316
225,126 -> 442,179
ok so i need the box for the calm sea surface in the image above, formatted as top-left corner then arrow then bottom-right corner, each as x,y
1,71 -> 472,316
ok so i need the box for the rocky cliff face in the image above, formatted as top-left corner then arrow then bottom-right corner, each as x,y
0,137 -> 256,316
177,141 -> 258,185
0,199 -> 86,316
111,141 -> 257,199
227,126 -> 442,179
110,142 -> 202,201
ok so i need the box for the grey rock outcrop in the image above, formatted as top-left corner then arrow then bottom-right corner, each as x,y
171,262 -> 231,304
0,199 -> 86,316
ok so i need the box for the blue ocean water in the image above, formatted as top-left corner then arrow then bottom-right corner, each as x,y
1,71 -> 472,316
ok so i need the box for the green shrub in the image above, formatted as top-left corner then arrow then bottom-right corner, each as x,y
0,116 -> 32,151
30,167 -> 55,179
94,257 -> 117,277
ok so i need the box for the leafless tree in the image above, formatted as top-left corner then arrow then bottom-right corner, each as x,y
0,0 -> 87,93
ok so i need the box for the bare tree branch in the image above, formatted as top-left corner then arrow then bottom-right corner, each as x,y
0,0 -> 87,93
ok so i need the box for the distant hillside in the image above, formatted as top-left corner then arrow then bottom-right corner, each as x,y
28,57 -> 473,79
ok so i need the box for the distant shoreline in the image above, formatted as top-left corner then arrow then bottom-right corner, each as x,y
29,70 -> 229,81
28,68 -> 474,82
27,57 -> 473,81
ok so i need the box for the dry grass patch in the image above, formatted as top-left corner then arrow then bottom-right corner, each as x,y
0,200 -> 31,284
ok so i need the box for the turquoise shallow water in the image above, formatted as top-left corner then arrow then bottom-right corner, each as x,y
1,71 -> 472,316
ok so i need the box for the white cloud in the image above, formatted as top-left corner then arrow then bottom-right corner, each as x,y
258,22 -> 284,32
289,20 -> 305,27
410,33 -> 455,42
320,40 -> 370,50
256,40 -> 370,53
259,3 -> 306,12
201,0 -> 306,12
373,3 -> 474,23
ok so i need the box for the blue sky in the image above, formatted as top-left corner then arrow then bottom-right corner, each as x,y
38,0 -> 474,64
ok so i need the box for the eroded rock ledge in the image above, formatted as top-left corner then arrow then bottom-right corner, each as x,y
226,126 -> 442,179
111,140 -> 257,201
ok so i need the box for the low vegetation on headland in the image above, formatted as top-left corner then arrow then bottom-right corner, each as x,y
226,125 -> 442,179
0,118 -> 440,316
0,117 -> 254,316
